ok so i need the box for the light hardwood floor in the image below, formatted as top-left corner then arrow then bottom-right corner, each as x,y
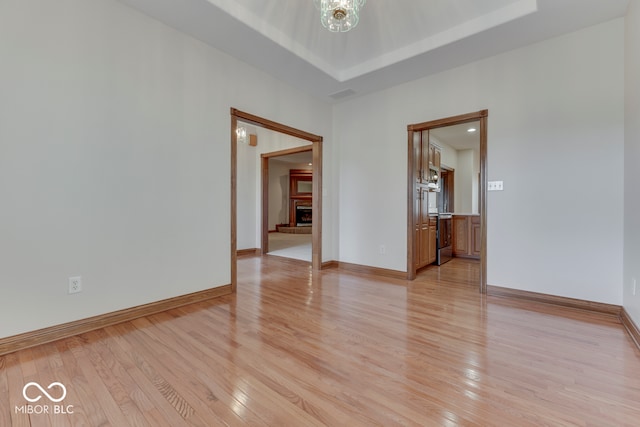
2,256 -> 639,426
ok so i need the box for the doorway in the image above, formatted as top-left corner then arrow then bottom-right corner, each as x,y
406,110 -> 488,293
230,108 -> 323,291
261,147 -> 313,262
439,167 -> 454,214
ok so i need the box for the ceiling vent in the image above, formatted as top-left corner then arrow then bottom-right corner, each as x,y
329,89 -> 356,100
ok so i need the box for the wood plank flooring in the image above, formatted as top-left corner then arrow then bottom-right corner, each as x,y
1,256 -> 639,426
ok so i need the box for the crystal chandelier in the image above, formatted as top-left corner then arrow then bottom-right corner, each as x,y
314,0 -> 366,33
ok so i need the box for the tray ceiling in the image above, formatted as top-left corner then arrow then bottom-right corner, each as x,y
117,0 -> 628,102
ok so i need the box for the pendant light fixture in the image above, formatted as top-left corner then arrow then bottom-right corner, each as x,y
314,0 -> 366,32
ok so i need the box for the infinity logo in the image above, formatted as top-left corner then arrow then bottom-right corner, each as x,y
22,382 -> 67,403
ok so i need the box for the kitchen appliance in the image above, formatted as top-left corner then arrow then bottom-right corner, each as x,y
436,213 -> 453,265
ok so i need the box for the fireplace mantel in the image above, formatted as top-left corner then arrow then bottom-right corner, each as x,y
289,169 -> 312,227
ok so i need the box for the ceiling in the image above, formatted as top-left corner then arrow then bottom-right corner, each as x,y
430,121 -> 480,151
117,0 -> 628,103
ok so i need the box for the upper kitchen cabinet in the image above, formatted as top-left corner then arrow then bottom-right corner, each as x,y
414,130 -> 441,191
428,143 -> 441,191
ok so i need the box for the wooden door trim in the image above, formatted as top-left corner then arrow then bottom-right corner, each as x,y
406,110 -> 488,294
231,108 -> 323,292
232,109 -> 321,142
261,156 -> 270,254
261,146 -> 314,159
231,113 -> 238,292
260,145 -> 313,254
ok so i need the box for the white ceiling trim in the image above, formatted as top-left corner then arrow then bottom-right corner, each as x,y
207,0 -> 538,83
117,0 -> 629,102
206,0 -> 341,80
340,0 -> 538,81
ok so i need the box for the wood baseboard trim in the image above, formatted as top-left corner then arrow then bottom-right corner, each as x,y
453,254 -> 480,260
337,261 -> 407,280
237,248 -> 260,256
321,260 -> 339,269
621,308 -> 640,351
0,285 -> 232,356
487,285 -> 621,316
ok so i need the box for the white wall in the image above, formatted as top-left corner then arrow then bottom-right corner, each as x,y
0,0 -> 331,338
437,140 -> 458,171
455,149 -> 479,214
335,19 -> 624,304
268,159 -> 291,230
624,3 -> 640,325
236,129 -> 258,250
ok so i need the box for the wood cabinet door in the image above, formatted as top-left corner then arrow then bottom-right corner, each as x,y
414,132 -> 422,184
420,189 -> 430,224
428,225 -> 437,264
471,216 -> 481,257
415,189 -> 421,227
419,225 -> 430,267
433,147 -> 441,170
453,216 -> 468,255
421,138 -> 430,184
415,227 -> 420,268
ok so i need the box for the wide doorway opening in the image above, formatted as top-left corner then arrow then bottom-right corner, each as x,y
230,108 -> 323,291
262,147 -> 314,262
407,110 -> 488,293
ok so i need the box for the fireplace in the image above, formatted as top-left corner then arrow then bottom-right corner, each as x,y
295,202 -> 312,227
288,169 -> 312,228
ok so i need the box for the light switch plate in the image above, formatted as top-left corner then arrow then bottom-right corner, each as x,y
488,181 -> 504,191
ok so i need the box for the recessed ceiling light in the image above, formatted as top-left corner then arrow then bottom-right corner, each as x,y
467,127 -> 477,133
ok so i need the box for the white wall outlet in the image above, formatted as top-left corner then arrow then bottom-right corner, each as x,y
488,181 -> 504,191
379,244 -> 386,255
68,276 -> 82,294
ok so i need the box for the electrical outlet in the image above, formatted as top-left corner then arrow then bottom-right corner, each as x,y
633,278 -> 637,296
488,181 -> 504,191
68,276 -> 82,294
379,244 -> 386,255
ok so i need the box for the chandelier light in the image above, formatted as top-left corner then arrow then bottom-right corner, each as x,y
314,0 -> 366,32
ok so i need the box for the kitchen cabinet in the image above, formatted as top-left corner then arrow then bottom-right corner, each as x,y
429,144 -> 441,170
415,188 -> 437,269
470,216 -> 481,258
428,217 -> 437,264
414,131 -> 441,190
453,215 -> 480,259
419,217 -> 437,267
413,130 -> 442,269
